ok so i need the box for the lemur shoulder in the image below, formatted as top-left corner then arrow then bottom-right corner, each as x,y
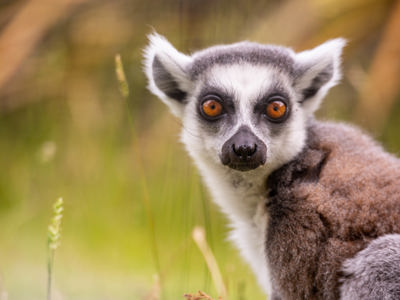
267,120 -> 400,299
143,33 -> 400,299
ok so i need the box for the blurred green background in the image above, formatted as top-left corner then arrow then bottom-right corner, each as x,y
0,0 -> 400,299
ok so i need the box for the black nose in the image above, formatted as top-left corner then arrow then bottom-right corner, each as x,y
220,125 -> 267,171
232,143 -> 257,159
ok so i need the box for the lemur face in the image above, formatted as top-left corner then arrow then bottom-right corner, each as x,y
182,63 -> 304,172
145,34 -> 344,173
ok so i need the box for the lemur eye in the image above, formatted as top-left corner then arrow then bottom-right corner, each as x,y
266,100 -> 287,120
201,99 -> 223,119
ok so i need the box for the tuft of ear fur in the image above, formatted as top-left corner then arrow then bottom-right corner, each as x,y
294,38 -> 346,115
143,33 -> 193,118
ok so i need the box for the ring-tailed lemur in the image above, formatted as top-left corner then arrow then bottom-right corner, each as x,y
143,33 -> 400,299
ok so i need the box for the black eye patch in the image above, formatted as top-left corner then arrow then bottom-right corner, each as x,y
252,89 -> 292,136
197,85 -> 235,115
254,89 -> 290,114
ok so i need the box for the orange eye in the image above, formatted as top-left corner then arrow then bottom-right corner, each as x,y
266,100 -> 287,120
202,99 -> 223,118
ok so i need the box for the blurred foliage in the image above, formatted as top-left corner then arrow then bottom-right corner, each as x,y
0,0 -> 399,299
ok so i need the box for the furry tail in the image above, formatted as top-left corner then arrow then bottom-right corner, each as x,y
340,234 -> 400,299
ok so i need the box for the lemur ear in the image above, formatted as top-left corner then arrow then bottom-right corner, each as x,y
144,33 -> 193,118
294,38 -> 346,114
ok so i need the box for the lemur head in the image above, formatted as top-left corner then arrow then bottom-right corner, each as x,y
144,33 -> 345,175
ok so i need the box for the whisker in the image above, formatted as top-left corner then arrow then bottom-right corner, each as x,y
171,118 -> 203,139
182,126 -> 202,139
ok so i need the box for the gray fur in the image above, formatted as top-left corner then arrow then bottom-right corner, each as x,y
340,234 -> 400,300
189,42 -> 297,79
152,56 -> 187,102
188,42 -> 337,103
300,64 -> 334,100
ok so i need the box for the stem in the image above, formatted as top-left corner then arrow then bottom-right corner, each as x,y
47,249 -> 54,300
192,227 -> 227,299
114,54 -> 162,294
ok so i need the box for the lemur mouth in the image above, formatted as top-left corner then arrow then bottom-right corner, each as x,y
220,126 -> 267,172
224,161 -> 265,172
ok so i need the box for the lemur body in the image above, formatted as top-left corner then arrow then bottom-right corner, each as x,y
144,34 -> 400,299
267,121 -> 400,299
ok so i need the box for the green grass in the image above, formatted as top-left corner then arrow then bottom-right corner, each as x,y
0,98 -> 264,299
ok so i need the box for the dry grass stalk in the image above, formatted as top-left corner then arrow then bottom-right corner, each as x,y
114,54 -> 162,292
192,226 -> 228,299
184,290 -> 222,300
115,54 -> 130,99
144,274 -> 160,300
0,0 -> 89,91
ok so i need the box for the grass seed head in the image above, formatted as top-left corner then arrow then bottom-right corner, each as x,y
48,197 -> 64,250
115,54 -> 130,99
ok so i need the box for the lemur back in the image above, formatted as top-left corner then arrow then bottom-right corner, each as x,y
266,120 -> 400,299
143,33 -> 400,299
